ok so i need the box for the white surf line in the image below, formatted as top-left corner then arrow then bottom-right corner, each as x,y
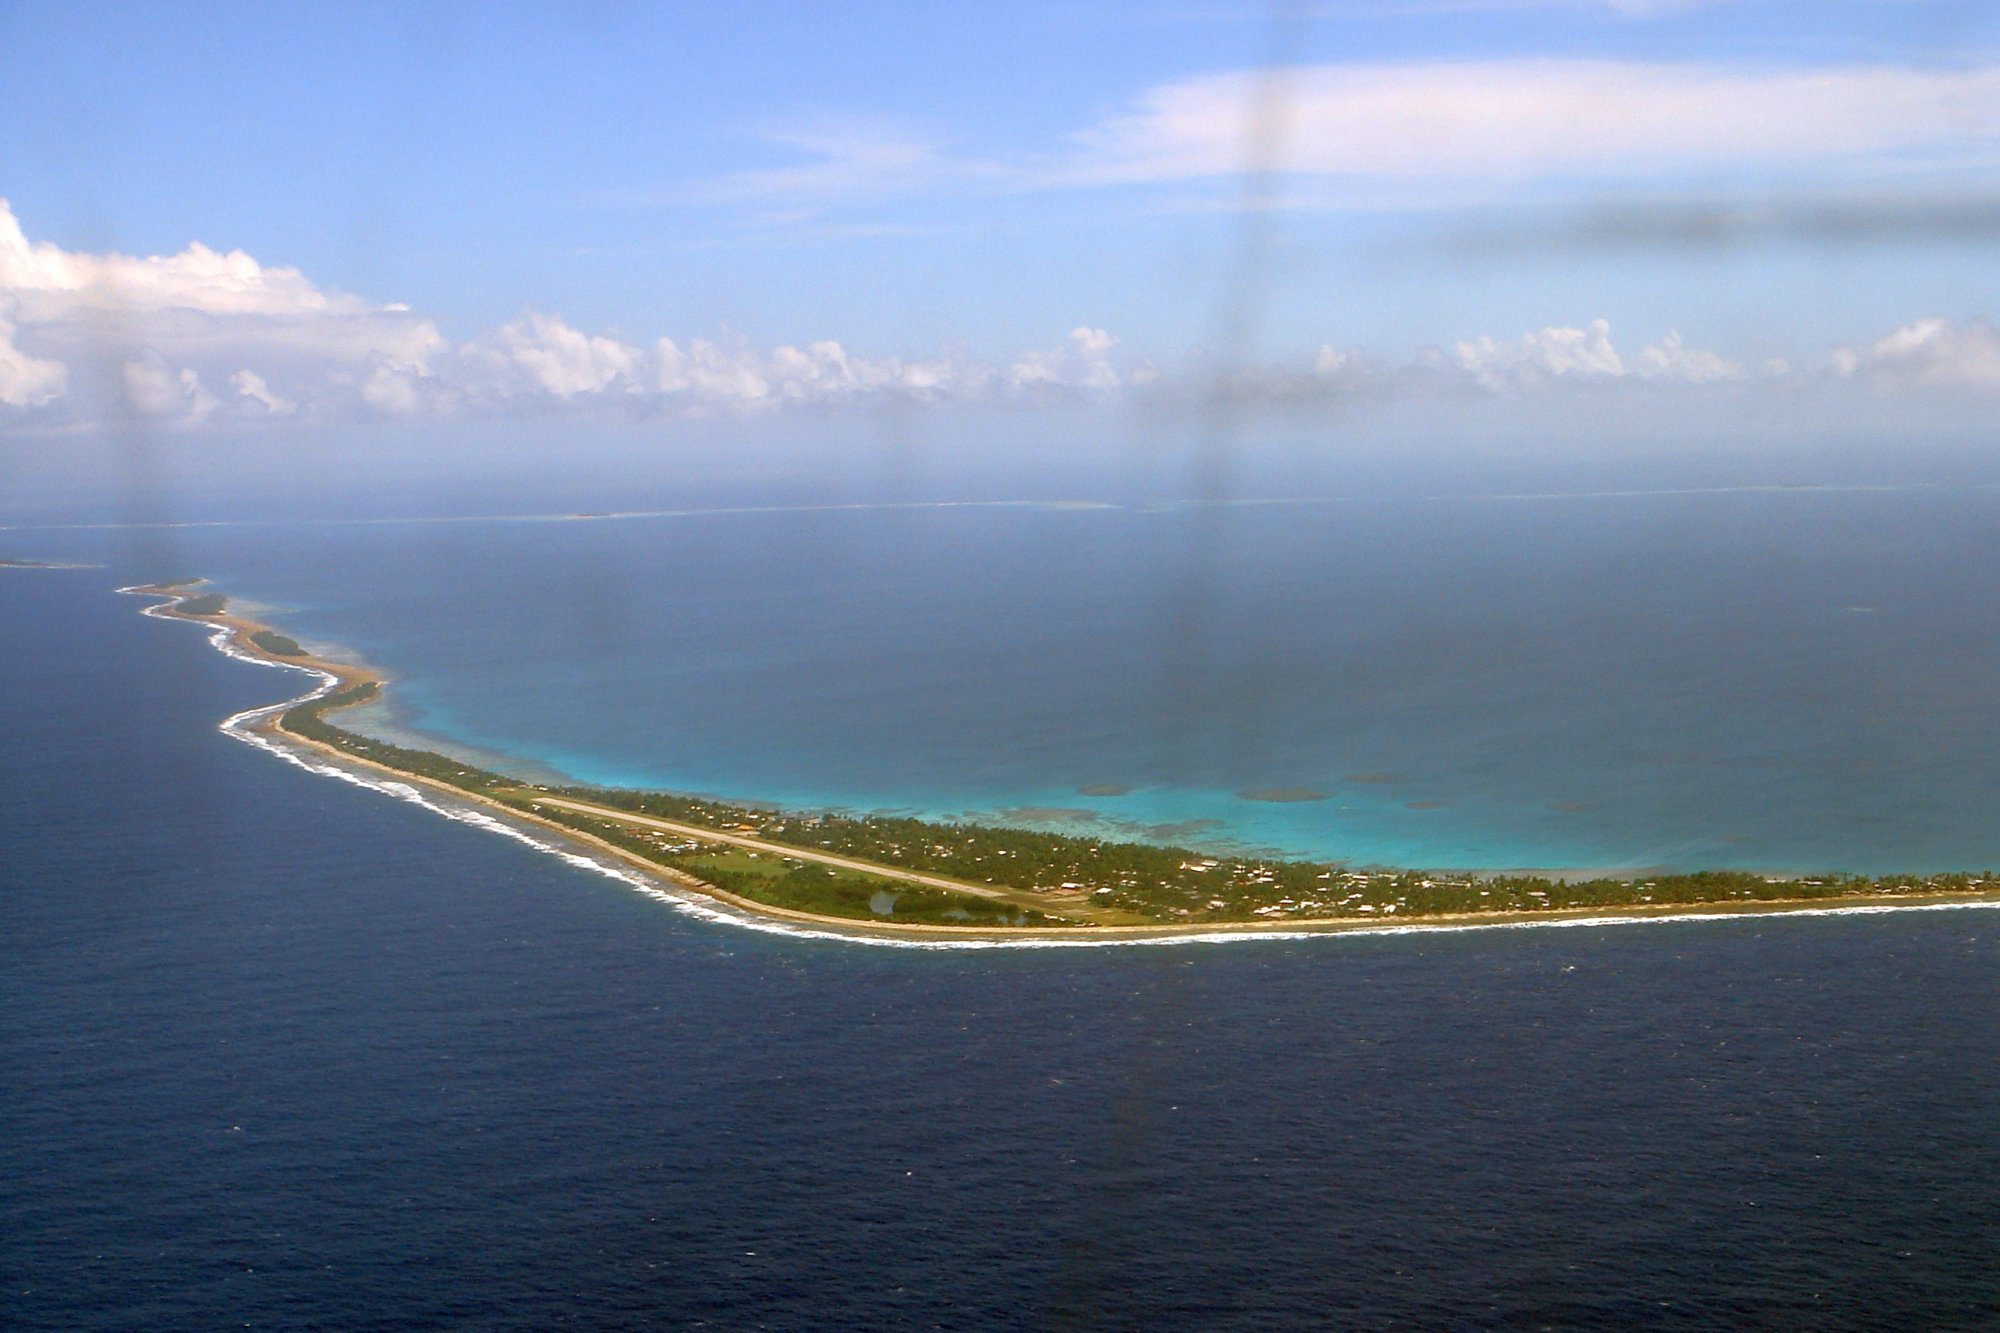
19,480 -> 1991,535
119,585 -> 961,946
122,585 -> 2000,951
1435,482 -> 1961,504
1200,481 -> 1973,510
8,498 -> 1122,534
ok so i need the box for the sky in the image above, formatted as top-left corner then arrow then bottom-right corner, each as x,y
1,0 -> 1998,449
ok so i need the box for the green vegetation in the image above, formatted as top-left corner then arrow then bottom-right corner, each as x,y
175,594 -> 227,616
564,828 -> 1054,926
536,783 -> 1997,924
250,629 -> 306,656
265,657 -> 2000,931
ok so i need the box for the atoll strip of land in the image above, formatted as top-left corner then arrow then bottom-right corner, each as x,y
135,583 -> 2000,938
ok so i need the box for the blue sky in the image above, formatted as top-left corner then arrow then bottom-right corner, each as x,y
1,0 -> 1997,438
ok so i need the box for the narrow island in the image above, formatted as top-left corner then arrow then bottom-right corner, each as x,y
130,582 -> 2000,940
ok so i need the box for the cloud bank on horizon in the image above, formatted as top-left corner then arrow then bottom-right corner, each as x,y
0,198 -> 1127,429
0,199 -> 1993,435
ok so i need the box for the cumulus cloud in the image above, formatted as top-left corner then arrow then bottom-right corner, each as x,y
0,201 -> 1157,427
1006,327 -> 1124,394
1140,319 -> 1743,407
436,313 -> 1116,417
1068,326 -> 1120,390
354,361 -> 438,417
0,314 -> 65,407
1635,330 -> 1742,384
121,352 -> 217,426
653,334 -> 779,403
1312,345 -> 1352,376
0,200 -> 1992,434
1446,319 -> 1740,389
1069,326 -> 1117,359
482,312 -> 641,399
0,197 -> 444,425
0,202 -> 991,425
228,369 -> 295,416
0,201 -> 358,318
1831,317 -> 2000,390
647,331 -> 987,408
1454,319 -> 1627,386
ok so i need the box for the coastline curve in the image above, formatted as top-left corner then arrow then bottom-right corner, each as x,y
121,583 -> 2000,949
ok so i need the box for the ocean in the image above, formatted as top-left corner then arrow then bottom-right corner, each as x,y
5,478 -> 2000,1327
21,481 -> 2000,874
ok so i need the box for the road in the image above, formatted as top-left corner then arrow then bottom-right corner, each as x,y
528,794 -> 1096,915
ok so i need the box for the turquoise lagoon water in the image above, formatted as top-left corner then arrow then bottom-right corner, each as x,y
33,481 -> 2000,877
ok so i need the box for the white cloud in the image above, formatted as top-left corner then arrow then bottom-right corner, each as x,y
1598,0 -> 1715,13
1636,330 -> 1742,383
121,352 -> 217,426
0,199 -> 362,319
690,118 -> 999,211
1448,320 -> 1743,389
1059,60 -> 2000,188
757,338 -> 962,401
1393,0 -> 1733,13
0,313 -> 65,407
0,199 -> 1990,435
1153,319 -> 1738,406
0,198 -> 444,424
1069,326 -> 1117,358
1453,318 -> 1626,386
1004,328 -> 1125,394
355,361 -> 438,417
645,334 -> 990,409
1007,348 -> 1063,388
1068,326 -> 1120,390
1832,317 -> 2000,389
229,369 -> 295,416
653,335 -> 774,403
482,312 -> 641,398
668,57 -> 1991,213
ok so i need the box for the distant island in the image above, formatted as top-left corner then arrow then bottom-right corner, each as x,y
128,582 -> 2000,939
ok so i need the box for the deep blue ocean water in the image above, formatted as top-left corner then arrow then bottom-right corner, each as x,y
5,528 -> 2000,1328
